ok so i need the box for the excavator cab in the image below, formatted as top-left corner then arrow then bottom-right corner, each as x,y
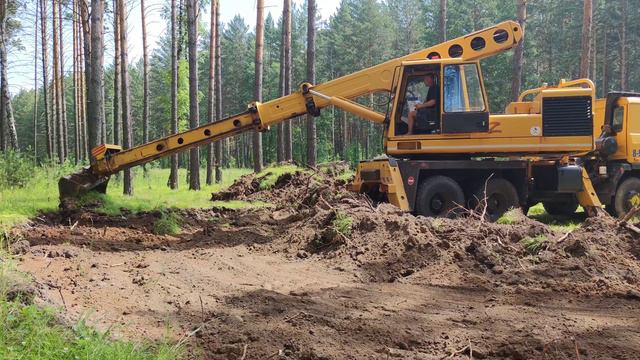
390,60 -> 490,139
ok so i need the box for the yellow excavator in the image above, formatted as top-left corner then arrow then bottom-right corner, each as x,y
60,20 -> 640,221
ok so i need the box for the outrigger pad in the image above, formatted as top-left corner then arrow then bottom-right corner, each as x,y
58,167 -> 110,202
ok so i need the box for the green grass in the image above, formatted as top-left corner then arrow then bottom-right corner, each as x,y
0,165 -> 70,228
332,212 -> 353,237
527,203 -> 583,232
153,212 -> 182,236
99,167 -> 253,214
0,166 -> 253,227
520,235 -> 548,255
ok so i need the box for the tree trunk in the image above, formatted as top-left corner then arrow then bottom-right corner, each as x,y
34,1 -> 39,158
283,0 -> 292,161
169,0 -> 179,189
579,0 -> 592,78
79,18 -> 88,160
187,0 -> 200,190
602,30 -> 607,97
118,0 -> 133,195
72,0 -> 79,162
214,2 -> 223,182
52,0 -> 64,161
87,0 -> 104,150
0,0 -> 16,150
113,0 -> 121,147
206,0 -> 217,185
40,0 -> 53,159
276,19 -> 285,163
438,0 -> 447,43
511,0 -> 526,101
253,0 -> 264,173
620,0 -> 628,91
306,0 -> 317,167
58,0 -> 68,160
141,0 -> 150,175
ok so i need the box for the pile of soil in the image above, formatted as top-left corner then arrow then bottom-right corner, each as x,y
9,166 -> 640,359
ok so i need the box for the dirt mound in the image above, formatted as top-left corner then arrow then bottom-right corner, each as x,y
211,163 -> 351,206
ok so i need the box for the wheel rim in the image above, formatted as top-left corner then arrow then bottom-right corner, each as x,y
430,194 -> 445,214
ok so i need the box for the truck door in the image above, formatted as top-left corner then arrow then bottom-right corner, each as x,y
441,63 -> 490,134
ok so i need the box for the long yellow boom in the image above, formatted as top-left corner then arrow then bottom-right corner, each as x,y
59,21 -> 522,200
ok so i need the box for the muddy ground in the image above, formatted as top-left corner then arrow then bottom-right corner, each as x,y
10,167 -> 640,359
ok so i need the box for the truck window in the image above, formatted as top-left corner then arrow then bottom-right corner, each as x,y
444,64 -> 486,113
613,106 -> 624,132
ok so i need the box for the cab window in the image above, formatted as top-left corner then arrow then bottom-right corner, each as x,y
613,106 -> 624,132
443,64 -> 486,113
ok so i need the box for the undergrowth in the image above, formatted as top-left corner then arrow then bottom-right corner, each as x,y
0,165 -> 252,227
332,212 -> 353,237
520,235 -> 548,255
153,212 -> 182,235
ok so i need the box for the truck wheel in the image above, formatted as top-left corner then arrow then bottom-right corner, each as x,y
415,176 -> 464,218
542,200 -> 579,216
471,178 -> 519,222
613,177 -> 640,217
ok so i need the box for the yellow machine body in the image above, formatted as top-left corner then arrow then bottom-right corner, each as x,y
59,19 -> 640,218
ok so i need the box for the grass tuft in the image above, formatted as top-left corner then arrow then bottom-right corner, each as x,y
153,212 -> 182,236
520,235 -> 548,255
332,212 -> 353,237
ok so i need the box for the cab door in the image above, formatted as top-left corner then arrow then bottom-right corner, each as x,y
441,63 -> 490,134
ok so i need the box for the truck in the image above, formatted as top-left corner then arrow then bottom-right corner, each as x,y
59,20 -> 640,221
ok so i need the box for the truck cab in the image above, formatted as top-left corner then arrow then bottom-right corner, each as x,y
590,93 -> 640,215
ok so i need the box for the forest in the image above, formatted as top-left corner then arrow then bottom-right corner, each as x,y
0,0 -> 639,190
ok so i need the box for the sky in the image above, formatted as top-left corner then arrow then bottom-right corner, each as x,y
7,0 -> 342,92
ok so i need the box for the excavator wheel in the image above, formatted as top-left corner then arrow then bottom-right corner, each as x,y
612,177 -> 640,217
542,200 -> 579,217
470,178 -> 519,222
415,176 -> 464,218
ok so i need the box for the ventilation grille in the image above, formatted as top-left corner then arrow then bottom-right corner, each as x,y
542,96 -> 593,136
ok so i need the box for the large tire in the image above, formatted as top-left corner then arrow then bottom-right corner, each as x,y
415,176 -> 465,218
613,177 -> 640,217
471,178 -> 519,222
542,200 -> 579,216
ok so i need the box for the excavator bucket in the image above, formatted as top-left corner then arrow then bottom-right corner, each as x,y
58,167 -> 110,202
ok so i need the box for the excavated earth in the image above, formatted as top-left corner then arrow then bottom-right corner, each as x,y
10,166 -> 640,359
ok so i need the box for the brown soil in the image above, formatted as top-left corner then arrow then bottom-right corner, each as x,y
11,169 -> 640,359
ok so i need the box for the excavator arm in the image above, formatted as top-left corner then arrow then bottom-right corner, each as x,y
59,20 -> 522,200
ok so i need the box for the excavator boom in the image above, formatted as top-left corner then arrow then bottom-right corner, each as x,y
59,21 -> 522,200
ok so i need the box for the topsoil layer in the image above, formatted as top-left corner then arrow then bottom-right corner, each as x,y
10,167 -> 640,359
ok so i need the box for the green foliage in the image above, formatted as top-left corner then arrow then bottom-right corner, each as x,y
0,151 -> 33,189
496,209 -> 521,225
0,166 -> 252,228
153,212 -> 182,236
528,203 -> 582,232
520,235 -> 548,255
332,212 -> 353,237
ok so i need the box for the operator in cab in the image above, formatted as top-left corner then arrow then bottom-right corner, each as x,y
407,74 -> 440,135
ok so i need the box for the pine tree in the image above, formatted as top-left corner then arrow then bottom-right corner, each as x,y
253,0 -> 265,173
187,0 -> 200,190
